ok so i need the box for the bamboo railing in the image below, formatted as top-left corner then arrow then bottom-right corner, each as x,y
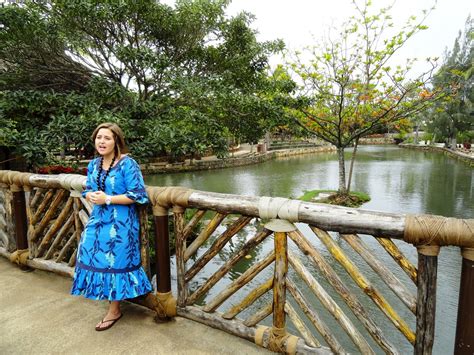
0,170 -> 473,354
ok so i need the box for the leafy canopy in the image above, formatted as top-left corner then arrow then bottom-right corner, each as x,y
0,0 -> 285,167
285,0 -> 440,192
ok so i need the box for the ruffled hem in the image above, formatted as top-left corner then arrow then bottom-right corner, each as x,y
70,265 -> 152,301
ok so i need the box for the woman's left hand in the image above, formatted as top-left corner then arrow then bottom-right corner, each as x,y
89,191 -> 107,205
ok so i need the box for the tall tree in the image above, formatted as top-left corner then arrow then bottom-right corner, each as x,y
0,0 -> 284,166
428,16 -> 473,148
286,0 -> 440,194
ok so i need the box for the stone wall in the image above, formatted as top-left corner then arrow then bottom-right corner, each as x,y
141,146 -> 336,174
359,137 -> 395,145
400,144 -> 474,166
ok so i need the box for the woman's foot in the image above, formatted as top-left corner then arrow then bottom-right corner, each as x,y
95,312 -> 123,331
95,301 -> 122,331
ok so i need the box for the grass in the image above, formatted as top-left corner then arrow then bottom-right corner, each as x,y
298,189 -> 371,208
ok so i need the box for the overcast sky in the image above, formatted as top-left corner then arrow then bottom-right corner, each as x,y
226,0 -> 473,73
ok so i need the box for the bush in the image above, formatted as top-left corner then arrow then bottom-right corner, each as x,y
37,164 -> 87,175
422,132 -> 433,143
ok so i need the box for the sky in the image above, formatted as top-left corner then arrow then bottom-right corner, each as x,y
225,0 -> 473,74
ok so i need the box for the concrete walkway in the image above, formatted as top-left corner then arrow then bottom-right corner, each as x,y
0,257 -> 268,354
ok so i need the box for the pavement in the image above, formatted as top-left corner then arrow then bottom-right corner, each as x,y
0,257 -> 268,355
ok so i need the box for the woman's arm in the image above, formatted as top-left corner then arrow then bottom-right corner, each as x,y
87,191 -> 134,205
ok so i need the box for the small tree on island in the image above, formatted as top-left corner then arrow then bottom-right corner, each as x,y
285,0 -> 442,195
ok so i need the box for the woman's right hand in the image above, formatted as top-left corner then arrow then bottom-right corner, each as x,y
87,191 -> 107,205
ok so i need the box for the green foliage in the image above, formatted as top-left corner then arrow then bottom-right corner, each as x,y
422,132 -> 433,142
285,0 -> 439,192
0,0 -> 285,168
0,118 -> 19,147
426,16 -> 473,147
0,4 -> 91,92
457,131 -> 474,143
299,189 -> 334,202
298,189 -> 370,208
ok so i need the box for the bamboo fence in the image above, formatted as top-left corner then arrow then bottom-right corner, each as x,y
0,170 -> 473,354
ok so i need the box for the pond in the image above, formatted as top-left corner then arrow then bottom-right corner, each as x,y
145,145 -> 473,354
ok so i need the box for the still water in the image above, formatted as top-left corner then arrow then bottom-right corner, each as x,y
145,145 -> 473,354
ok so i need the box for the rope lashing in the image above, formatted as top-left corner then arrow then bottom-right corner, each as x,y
416,245 -> 440,256
9,249 -> 29,266
255,326 -> 267,347
58,174 -> 86,198
143,291 -> 177,319
0,171 -> 33,191
146,186 -> 193,216
254,325 -> 299,354
404,214 -> 474,248
5,171 -> 24,192
156,291 -> 177,317
0,170 -> 9,184
461,247 -> 474,262
20,173 -> 34,192
258,197 -> 301,222
285,334 -> 299,355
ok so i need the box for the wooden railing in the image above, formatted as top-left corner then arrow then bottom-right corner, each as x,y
0,170 -> 473,354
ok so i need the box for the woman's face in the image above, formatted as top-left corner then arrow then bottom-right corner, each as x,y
95,128 -> 115,157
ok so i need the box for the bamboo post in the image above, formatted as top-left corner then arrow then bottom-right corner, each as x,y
184,212 -> 227,261
264,219 -> 295,352
154,213 -> 171,294
285,302 -> 320,348
244,303 -> 273,327
313,226 -> 415,344
342,234 -> 416,314
205,252 -> 274,313
0,188 -> 14,250
288,229 -> 397,353
147,199 -> 177,321
377,237 -> 418,284
36,198 -> 74,257
454,248 -> 474,355
12,187 -> 28,252
273,230 -> 287,329
185,216 -> 252,282
222,277 -> 273,319
186,228 -> 271,305
415,246 -> 439,355
288,251 -> 372,354
286,279 -> 345,353
174,207 -> 187,308
138,205 -> 150,277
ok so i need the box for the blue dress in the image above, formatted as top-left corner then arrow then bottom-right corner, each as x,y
71,155 -> 152,301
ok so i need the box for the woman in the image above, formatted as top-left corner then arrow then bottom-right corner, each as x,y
71,122 -> 152,331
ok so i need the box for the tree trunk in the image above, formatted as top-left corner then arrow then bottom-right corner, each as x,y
346,138 -> 359,194
265,131 -> 271,152
337,147 -> 347,194
448,136 -> 457,150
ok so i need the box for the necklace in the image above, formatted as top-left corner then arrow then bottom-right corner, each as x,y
96,156 -> 116,192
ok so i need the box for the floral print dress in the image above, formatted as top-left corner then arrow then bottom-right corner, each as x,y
71,155 -> 152,301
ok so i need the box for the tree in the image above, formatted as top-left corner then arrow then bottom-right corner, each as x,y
286,0 -> 440,194
0,0 -> 284,167
427,16 -> 473,148
0,4 -> 92,92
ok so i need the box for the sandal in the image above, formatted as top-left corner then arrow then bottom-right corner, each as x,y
95,313 -> 123,331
